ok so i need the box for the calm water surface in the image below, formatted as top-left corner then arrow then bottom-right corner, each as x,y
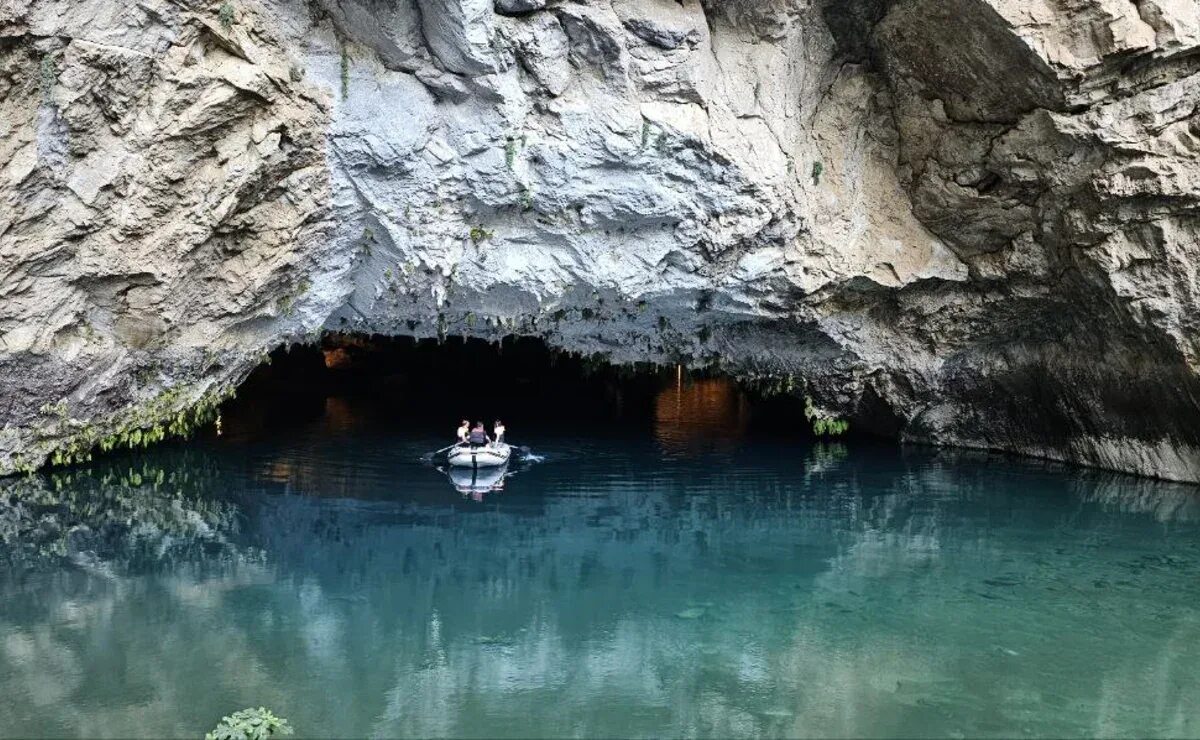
1,380 -> 1199,738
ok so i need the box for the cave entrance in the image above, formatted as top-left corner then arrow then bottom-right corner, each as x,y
218,334 -> 815,450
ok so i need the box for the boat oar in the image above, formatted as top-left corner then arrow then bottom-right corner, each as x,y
420,443 -> 458,463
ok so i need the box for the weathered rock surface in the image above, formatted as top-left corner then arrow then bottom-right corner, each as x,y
1,0 -> 1198,481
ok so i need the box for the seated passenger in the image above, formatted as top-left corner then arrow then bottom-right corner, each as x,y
467,421 -> 490,447
456,419 -> 470,444
493,420 -> 506,444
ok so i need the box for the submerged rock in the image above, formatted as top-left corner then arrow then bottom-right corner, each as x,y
1,0 -> 1198,481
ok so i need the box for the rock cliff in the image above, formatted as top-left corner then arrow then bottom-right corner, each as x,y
2,0 -> 1198,481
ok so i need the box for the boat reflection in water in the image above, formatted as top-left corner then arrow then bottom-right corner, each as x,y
444,462 -> 510,500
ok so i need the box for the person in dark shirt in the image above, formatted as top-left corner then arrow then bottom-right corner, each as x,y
467,421 -> 490,447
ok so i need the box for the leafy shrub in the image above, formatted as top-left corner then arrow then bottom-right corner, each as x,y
811,417 -> 849,436
217,2 -> 235,30
811,161 -> 823,185
804,395 -> 848,437
206,707 -> 292,740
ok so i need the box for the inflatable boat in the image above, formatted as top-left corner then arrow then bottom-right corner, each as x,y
447,443 -> 512,468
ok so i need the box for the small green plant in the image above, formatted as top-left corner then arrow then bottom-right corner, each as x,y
811,160 -> 823,186
206,707 -> 293,740
288,64 -> 303,82
340,42 -> 350,101
519,187 -> 534,211
639,119 -> 651,149
39,54 -> 56,103
469,226 -> 493,245
742,372 -> 796,397
277,279 -> 309,316
804,395 -> 849,437
40,400 -> 69,420
504,137 -> 517,169
217,1 -> 235,30
812,417 -> 849,436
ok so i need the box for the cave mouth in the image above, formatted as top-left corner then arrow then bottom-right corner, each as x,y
218,334 -> 826,448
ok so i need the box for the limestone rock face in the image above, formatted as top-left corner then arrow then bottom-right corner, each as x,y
1,0 -> 1198,482
0,0 -> 332,469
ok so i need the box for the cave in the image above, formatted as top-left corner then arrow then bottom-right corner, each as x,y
218,334 -> 829,450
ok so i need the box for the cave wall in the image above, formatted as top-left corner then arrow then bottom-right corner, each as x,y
1,0 -> 1198,481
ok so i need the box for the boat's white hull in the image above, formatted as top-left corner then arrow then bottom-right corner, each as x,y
448,444 -> 511,468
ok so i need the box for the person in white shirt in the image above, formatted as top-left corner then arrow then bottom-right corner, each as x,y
493,420 -> 506,444
456,419 -> 470,444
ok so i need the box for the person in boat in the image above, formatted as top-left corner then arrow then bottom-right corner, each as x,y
456,419 -> 470,445
467,421 -> 490,448
493,420 -> 506,444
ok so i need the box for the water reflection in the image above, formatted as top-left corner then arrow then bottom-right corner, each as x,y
654,375 -> 749,455
443,463 -> 510,500
933,448 -> 1200,523
0,455 -> 249,576
0,433 -> 1198,738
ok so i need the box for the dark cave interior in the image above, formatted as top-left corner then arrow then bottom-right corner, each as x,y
219,334 -> 829,444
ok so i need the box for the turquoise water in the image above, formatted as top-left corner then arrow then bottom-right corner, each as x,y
1,384 -> 1199,738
